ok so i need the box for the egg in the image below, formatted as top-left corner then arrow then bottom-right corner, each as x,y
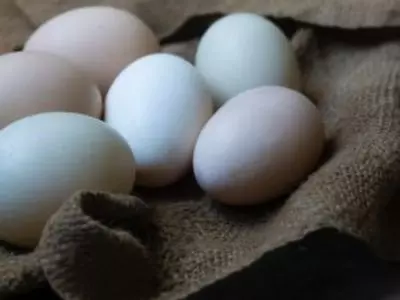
105,53 -> 213,187
0,52 -> 101,129
195,13 -> 300,107
24,6 -> 159,94
0,112 -> 136,247
193,86 -> 324,205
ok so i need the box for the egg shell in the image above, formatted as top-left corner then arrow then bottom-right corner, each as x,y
195,13 -> 300,107
105,53 -> 213,187
24,6 -> 160,94
0,112 -> 136,247
0,52 -> 101,129
193,86 -> 324,205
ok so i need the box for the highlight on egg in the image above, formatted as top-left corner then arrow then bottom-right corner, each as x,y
105,53 -> 213,188
193,86 -> 325,206
195,13 -> 301,107
0,51 -> 102,129
0,112 -> 136,247
24,6 -> 160,94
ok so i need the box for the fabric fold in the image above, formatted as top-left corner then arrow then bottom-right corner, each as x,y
38,191 -> 158,300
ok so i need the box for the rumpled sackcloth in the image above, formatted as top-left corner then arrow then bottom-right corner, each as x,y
1,0 -> 400,299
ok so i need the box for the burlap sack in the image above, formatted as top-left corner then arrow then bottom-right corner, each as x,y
1,0 -> 400,299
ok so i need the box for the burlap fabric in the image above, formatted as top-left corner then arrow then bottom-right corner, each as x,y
1,0 -> 400,299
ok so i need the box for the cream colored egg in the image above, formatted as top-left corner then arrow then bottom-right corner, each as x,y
193,86 -> 324,205
0,52 -> 101,129
0,112 -> 136,247
24,6 -> 159,94
105,53 -> 213,187
195,13 -> 300,107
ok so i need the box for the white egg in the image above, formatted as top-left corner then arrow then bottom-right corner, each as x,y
0,112 -> 136,247
105,53 -> 213,187
195,13 -> 300,107
193,86 -> 324,205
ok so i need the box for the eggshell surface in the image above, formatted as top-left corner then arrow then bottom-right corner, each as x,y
0,112 -> 136,247
24,6 -> 159,94
0,52 -> 101,129
105,53 -> 213,187
193,86 -> 324,205
195,13 -> 300,107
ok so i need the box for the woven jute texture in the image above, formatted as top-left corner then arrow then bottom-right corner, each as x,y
1,1 -> 400,299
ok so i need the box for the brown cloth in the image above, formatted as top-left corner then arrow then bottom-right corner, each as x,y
2,0 -> 400,299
